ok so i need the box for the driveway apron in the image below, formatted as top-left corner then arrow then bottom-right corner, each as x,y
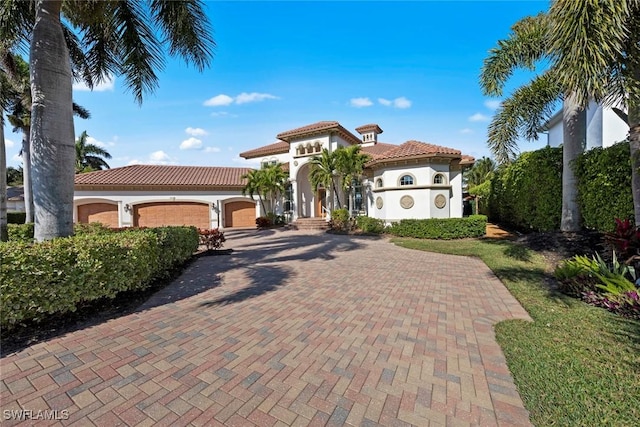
1,229 -> 532,426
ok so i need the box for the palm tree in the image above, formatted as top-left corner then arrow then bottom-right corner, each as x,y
548,0 -> 640,225
480,12 -> 585,231
261,163 -> 288,213
2,0 -> 215,241
465,157 -> 496,188
75,131 -> 111,173
242,169 -> 268,214
335,145 -> 370,212
309,148 -> 341,209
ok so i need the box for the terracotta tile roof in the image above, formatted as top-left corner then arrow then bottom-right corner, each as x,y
355,124 -> 383,134
460,155 -> 476,166
366,140 -> 463,166
360,142 -> 397,159
239,140 -> 289,159
276,121 -> 361,145
74,165 -> 252,188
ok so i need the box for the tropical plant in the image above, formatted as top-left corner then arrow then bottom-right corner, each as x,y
75,131 -> 111,173
2,0 -> 215,241
242,169 -> 268,214
261,163 -> 288,213
309,148 -> 341,208
465,156 -> 496,188
480,12 -> 585,232
547,0 -> 639,225
335,145 -> 370,212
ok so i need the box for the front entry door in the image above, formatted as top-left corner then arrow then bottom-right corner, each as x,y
316,188 -> 326,218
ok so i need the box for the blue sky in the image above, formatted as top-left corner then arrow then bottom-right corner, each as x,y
5,0 -> 552,169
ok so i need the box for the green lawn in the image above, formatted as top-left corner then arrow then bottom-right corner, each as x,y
392,237 -> 640,427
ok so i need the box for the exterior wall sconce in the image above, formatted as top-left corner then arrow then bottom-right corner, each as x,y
124,204 -> 132,213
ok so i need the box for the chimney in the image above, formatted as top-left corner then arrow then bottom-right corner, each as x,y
355,124 -> 383,146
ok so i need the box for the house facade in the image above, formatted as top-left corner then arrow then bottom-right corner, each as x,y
73,121 -> 474,229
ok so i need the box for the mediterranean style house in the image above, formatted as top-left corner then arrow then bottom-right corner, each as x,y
73,121 -> 474,229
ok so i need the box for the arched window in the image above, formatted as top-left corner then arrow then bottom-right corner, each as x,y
314,142 -> 321,153
297,145 -> 304,155
376,178 -> 383,188
433,173 -> 446,185
399,175 -> 415,186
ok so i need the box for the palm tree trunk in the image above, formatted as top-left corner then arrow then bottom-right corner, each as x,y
560,93 -> 585,232
30,0 -> 75,240
629,107 -> 640,227
21,127 -> 33,223
0,124 -> 8,242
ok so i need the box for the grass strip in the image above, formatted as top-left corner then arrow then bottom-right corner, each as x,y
392,237 -> 640,427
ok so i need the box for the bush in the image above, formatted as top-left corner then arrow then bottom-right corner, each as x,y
488,147 -> 562,231
198,228 -> 226,250
7,212 -> 26,224
330,208 -> 351,231
0,226 -> 198,330
74,222 -> 113,235
387,215 -> 487,239
256,216 -> 272,228
355,216 -> 385,234
574,141 -> 633,232
266,212 -> 286,226
7,223 -> 34,242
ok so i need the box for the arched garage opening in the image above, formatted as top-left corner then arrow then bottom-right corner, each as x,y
224,200 -> 256,227
77,202 -> 118,227
133,202 -> 210,229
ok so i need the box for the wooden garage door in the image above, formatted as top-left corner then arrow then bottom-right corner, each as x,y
134,202 -> 209,229
77,203 -> 118,227
224,201 -> 256,227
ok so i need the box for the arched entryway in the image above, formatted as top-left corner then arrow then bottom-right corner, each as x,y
296,163 -> 324,218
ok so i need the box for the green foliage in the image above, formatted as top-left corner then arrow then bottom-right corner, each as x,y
256,216 -> 272,228
7,212 -> 26,224
355,216 -> 385,234
74,222 -> 113,235
266,212 -> 286,226
330,208 -> 351,231
468,180 -> 491,215
0,227 -> 198,330
198,228 -> 226,250
7,223 -> 34,242
387,215 -> 487,239
574,141 -> 633,232
488,146 -> 562,231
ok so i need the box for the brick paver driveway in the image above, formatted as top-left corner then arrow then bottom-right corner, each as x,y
2,229 -> 532,426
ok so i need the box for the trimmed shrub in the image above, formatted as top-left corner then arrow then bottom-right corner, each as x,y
7,212 -> 26,224
0,226 -> 198,330
198,228 -> 226,250
487,147 -> 562,231
330,208 -> 351,231
256,216 -> 272,228
387,215 -> 487,239
574,141 -> 633,232
355,216 -> 385,234
7,223 -> 34,242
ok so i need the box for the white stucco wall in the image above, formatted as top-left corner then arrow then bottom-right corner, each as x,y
74,190 -> 254,229
603,107 -> 629,147
259,151 -> 290,167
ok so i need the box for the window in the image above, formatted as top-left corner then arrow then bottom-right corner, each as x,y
354,180 -> 363,212
314,142 -> 321,153
284,183 -> 293,212
375,178 -> 383,188
433,173 -> 445,184
297,145 -> 304,155
399,175 -> 414,186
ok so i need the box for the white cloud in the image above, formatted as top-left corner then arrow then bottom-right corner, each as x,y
484,100 -> 501,110
185,127 -> 208,137
459,128 -> 473,134
129,150 -> 177,165
210,111 -> 238,118
73,76 -> 115,92
87,135 -> 116,148
204,92 -> 279,107
204,94 -> 234,107
150,151 -> 170,161
204,146 -> 221,153
393,97 -> 412,109
469,113 -> 490,122
6,138 -> 15,148
179,137 -> 203,150
350,97 -> 373,108
11,153 -> 22,162
378,97 -> 412,109
235,92 -> 278,104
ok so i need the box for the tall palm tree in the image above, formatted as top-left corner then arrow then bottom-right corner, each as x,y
242,169 -> 268,214
75,131 -> 111,173
548,0 -> 640,225
309,148 -> 341,209
2,0 -> 215,241
480,12 -> 585,231
261,163 -> 288,213
465,156 -> 496,188
335,145 -> 370,212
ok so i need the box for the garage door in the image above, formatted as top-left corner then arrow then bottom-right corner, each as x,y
133,202 -> 209,229
77,203 -> 118,227
225,201 -> 256,227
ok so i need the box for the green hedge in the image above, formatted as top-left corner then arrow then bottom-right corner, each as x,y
355,216 -> 385,234
0,226 -> 198,329
488,147 -> 562,231
8,223 -> 34,242
7,212 -> 26,224
574,141 -> 633,232
387,215 -> 487,239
